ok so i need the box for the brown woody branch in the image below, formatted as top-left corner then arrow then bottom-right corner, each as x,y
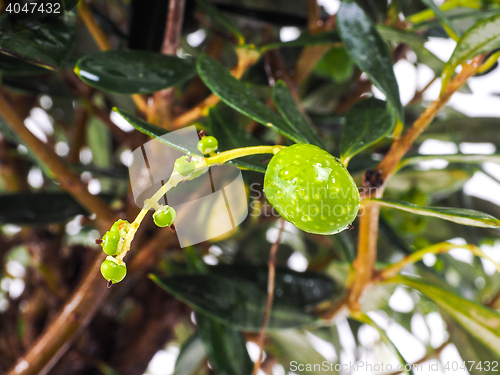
348,55 -> 485,307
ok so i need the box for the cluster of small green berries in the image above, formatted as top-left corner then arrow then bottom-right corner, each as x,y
97,219 -> 130,286
153,205 -> 176,228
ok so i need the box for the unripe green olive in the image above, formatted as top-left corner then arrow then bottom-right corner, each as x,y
174,155 -> 196,176
101,231 -> 120,255
264,144 -> 360,235
197,136 -> 218,154
100,258 -> 127,284
153,206 -> 176,227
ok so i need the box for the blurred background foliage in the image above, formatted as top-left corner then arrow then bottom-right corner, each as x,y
1,0 -> 500,375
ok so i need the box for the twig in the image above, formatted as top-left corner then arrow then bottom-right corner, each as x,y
252,218 -> 285,375
0,91 -> 115,228
171,48 -> 261,129
67,104 -> 88,164
347,55 -> 485,308
376,55 -> 484,181
409,76 -> 437,104
78,1 -> 112,51
78,1 -> 148,113
151,0 -> 187,128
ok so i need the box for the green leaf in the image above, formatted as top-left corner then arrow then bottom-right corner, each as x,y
150,274 -> 317,331
369,198 -> 500,228
0,11 -> 77,70
194,0 -> 244,45
446,320 -> 499,373
418,0 -> 460,40
386,168 -> 474,197
197,314 -> 253,375
208,264 -> 337,308
75,51 -> 196,95
337,1 -> 403,121
272,80 -> 324,148
376,25 -> 444,75
175,333 -> 206,375
260,30 -> 341,51
390,275 -> 500,356
397,154 -> 500,171
352,312 -> 414,375
0,192 -> 111,225
441,13 -> 500,91
111,108 -> 198,154
340,98 -> 396,164
196,53 -> 306,144
268,330 -> 337,375
314,46 -> 355,83
0,54 -> 50,75
208,107 -> 267,173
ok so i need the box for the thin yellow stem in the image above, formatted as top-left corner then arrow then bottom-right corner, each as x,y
378,242 -> 500,280
78,1 -> 112,51
206,145 -> 285,165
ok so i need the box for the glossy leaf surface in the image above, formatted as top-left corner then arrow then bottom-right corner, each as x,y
75,51 -> 196,94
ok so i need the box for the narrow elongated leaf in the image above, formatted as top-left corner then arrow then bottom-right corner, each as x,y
174,334 -> 206,375
340,98 -> 395,164
75,51 -> 196,94
0,192 -> 111,225
390,275 -> 500,356
261,30 -> 341,51
442,13 -> 500,91
208,107 -> 267,173
209,264 -> 337,307
397,154 -> 500,171
386,168 -> 474,196
352,312 -> 414,375
0,54 -> 50,75
268,330 -> 337,375
150,274 -> 317,331
196,54 -> 306,143
369,198 -> 500,228
0,11 -> 77,70
272,80 -> 324,147
197,314 -> 253,375
446,319 -> 499,373
112,108 -> 197,154
419,0 -> 460,40
377,25 -> 444,75
337,1 -> 403,121
195,0 -> 244,45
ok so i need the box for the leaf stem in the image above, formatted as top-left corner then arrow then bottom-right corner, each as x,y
206,145 -> 285,165
378,242 -> 473,280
